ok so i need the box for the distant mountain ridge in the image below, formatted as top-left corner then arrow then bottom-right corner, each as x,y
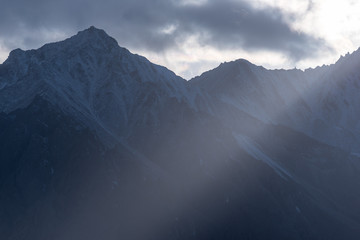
1,26 -> 360,240
193,50 -> 360,151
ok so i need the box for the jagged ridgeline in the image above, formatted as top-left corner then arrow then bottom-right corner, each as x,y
1,26 -> 360,240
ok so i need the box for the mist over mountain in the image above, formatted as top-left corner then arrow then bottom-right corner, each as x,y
1,26 -> 360,240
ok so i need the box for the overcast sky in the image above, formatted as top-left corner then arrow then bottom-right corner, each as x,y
1,0 -> 360,79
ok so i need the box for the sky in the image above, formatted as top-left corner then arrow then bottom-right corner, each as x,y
1,0 -> 360,79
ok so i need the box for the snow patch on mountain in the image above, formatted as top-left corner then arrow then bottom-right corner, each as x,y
234,133 -> 293,180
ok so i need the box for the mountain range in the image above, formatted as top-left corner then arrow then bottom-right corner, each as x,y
1,26 -> 360,240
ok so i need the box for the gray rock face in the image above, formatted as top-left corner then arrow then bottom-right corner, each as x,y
1,27 -> 360,240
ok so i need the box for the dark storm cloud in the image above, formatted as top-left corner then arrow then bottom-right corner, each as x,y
0,0 -> 327,60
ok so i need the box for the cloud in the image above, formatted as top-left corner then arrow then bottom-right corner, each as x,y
173,0 -> 327,60
0,0 -> 332,77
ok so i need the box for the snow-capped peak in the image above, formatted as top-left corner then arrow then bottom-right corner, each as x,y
0,26 -> 200,145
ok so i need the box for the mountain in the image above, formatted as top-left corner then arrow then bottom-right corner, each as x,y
1,26 -> 360,240
192,55 -> 360,151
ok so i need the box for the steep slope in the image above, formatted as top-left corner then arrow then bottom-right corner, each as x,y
312,49 -> 360,151
1,27 -> 360,240
0,26 -> 201,144
192,53 -> 360,151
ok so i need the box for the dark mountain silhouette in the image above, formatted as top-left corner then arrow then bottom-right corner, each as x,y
1,26 -> 360,240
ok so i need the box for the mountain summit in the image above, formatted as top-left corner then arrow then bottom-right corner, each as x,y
0,26 -> 196,143
1,27 -> 360,240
